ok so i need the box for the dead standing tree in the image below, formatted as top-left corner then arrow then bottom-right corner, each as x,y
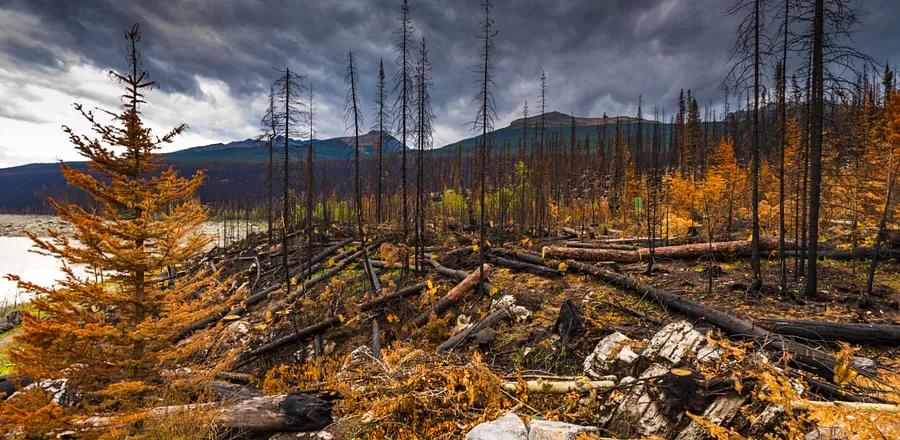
792,0 -> 871,297
274,68 -> 307,293
305,84 -> 316,281
373,59 -> 389,224
473,0 -> 497,291
536,71 -> 548,237
414,38 -> 433,271
394,0 -> 415,247
726,0 -> 770,292
259,84 -> 278,244
519,101 -> 529,233
346,53 -> 378,296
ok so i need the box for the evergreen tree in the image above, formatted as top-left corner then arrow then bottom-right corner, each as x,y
6,24 -> 225,431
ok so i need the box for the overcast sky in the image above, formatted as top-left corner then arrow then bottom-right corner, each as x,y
0,0 -> 896,168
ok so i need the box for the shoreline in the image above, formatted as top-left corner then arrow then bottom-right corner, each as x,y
0,214 -> 229,240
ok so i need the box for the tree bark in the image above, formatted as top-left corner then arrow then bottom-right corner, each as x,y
84,393 -> 333,433
762,319 -> 900,345
544,237 -> 782,263
243,317 -> 339,360
412,264 -> 490,327
360,283 -> 427,310
804,0 -> 825,297
488,255 -> 560,277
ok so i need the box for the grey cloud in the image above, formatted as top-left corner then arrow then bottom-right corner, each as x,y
1,0 -> 898,148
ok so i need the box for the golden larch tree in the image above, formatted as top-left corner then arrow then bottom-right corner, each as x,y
2,24 -> 226,432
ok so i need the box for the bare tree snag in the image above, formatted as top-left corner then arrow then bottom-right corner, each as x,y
413,264 -> 491,327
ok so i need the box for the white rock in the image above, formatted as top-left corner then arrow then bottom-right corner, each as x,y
451,314 -> 473,335
675,394 -> 747,440
342,345 -> 375,371
466,413 -> 528,440
643,321 -> 705,366
583,331 -> 639,378
20,379 -> 71,405
511,305 -> 531,322
805,426 -> 855,440
492,294 -> 517,310
608,363 -> 675,438
528,419 -> 599,440
222,319 -> 250,343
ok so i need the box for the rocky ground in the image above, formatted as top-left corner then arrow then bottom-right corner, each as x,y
5,224 -> 900,439
0,214 -> 230,241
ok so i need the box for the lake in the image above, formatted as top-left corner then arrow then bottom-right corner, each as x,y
0,236 -> 86,305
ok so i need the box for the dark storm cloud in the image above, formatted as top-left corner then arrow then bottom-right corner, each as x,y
1,0 -> 898,145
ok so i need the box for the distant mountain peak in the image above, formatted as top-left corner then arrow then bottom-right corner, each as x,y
508,111 -> 644,128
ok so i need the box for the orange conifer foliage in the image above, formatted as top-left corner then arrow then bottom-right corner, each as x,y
1,25 -> 225,434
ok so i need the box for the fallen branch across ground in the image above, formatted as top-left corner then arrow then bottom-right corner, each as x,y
488,254 -> 560,277
359,283 -> 427,310
239,317 -> 340,364
544,237 -> 783,263
437,305 -> 512,352
500,378 -> 615,394
82,393 -> 334,433
412,264 -> 491,327
761,318 -> 900,345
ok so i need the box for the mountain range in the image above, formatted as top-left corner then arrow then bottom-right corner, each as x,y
0,112 -> 660,212
163,130 -> 403,164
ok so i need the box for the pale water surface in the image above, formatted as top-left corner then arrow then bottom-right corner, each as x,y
0,237 -> 86,305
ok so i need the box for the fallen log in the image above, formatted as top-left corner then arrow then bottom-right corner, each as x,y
359,283 -> 427,310
305,238 -> 354,267
437,305 -> 513,352
244,317 -> 340,360
412,264 -> 491,327
175,240 -> 356,341
490,248 -> 545,266
561,226 -> 579,238
267,248 -> 368,315
797,400 -> 900,414
565,261 -> 847,383
783,248 -> 900,260
761,319 -> 900,345
428,259 -> 496,296
500,378 -> 615,394
83,393 -> 333,433
544,237 -> 782,263
488,255 -> 560,277
599,236 -> 699,246
565,241 -> 639,251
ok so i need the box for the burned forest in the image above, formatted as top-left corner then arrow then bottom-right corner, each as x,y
0,1 -> 899,439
